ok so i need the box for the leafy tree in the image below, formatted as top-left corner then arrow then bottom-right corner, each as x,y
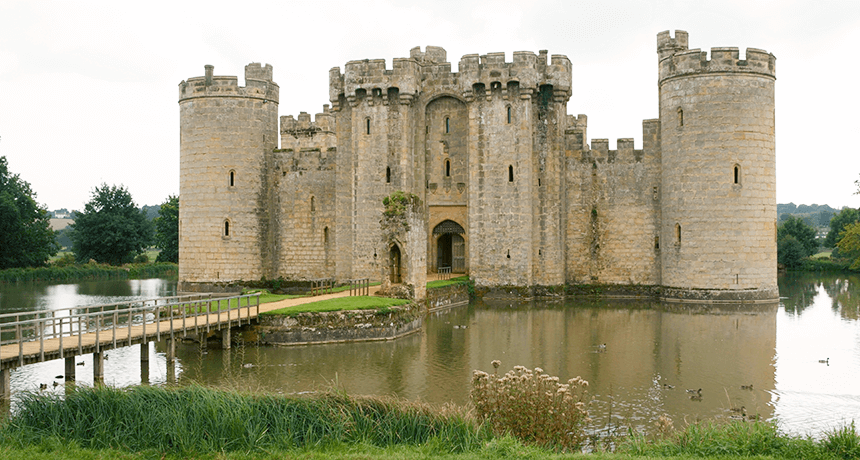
818,209 -> 834,227
154,195 -> 178,263
778,215 -> 817,259
777,234 -> 806,269
69,184 -> 153,265
824,208 -> 859,248
0,156 -> 58,268
836,222 -> 860,270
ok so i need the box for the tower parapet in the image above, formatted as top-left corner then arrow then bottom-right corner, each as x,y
657,30 -> 775,83
179,63 -> 279,103
328,47 -> 572,108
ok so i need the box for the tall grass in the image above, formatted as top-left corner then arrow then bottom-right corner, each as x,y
0,263 -> 177,284
620,418 -> 860,459
1,385 -> 489,455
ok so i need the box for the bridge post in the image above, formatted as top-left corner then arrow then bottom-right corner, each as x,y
165,337 -> 176,383
93,352 -> 104,385
221,327 -> 231,349
65,357 -> 76,383
140,342 -> 149,385
0,368 -> 10,402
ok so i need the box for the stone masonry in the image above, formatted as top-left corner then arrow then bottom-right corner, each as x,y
178,31 -> 777,302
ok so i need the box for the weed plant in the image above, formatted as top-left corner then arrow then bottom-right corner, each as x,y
1,385 -> 489,455
470,361 -> 590,451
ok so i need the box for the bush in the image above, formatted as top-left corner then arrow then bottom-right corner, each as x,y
133,253 -> 149,264
471,361 -> 590,451
51,252 -> 76,268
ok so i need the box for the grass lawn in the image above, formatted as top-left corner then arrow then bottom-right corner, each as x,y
811,250 -> 832,259
261,296 -> 409,316
427,276 -> 470,289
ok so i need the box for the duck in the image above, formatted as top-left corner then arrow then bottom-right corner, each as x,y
686,388 -> 702,395
818,358 -> 829,364
730,405 -> 746,414
662,383 -> 675,389
52,381 -> 60,388
77,361 -> 85,366
740,384 -> 754,390
39,383 -> 47,390
690,393 -> 703,402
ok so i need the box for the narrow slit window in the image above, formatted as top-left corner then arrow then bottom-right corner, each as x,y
445,159 -> 450,177
733,164 -> 740,184
366,118 -> 371,135
445,117 -> 450,133
677,107 -> 684,127
508,165 -> 514,182
386,167 -> 391,183
324,227 -> 329,245
229,170 -> 235,187
675,223 -> 681,245
507,106 -> 512,124
224,220 -> 230,237
655,236 -> 660,249
310,196 -> 315,212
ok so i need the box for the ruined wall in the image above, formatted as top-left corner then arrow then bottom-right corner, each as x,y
178,64 -> 279,287
565,120 -> 662,286
658,31 -> 777,301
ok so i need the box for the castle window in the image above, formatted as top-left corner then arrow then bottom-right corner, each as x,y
445,117 -> 450,134
224,220 -> 230,237
386,167 -> 391,183
310,196 -> 315,212
507,106 -> 512,124
229,170 -> 235,187
445,159 -> 450,177
677,107 -> 684,127
508,165 -> 514,182
655,235 -> 660,249
324,227 -> 329,245
366,118 -> 371,135
675,223 -> 681,245
733,164 -> 741,185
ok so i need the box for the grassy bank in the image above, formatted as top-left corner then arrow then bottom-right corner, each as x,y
0,262 -> 177,284
427,275 -> 470,289
1,385 -> 858,460
261,296 -> 410,316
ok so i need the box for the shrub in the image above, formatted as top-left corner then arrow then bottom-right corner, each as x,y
133,253 -> 149,264
470,361 -> 590,451
51,252 -> 76,268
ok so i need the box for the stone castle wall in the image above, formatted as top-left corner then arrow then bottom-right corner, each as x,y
178,31 -> 777,302
658,31 -> 777,300
178,64 -> 279,287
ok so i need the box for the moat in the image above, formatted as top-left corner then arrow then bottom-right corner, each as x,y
1,273 -> 858,437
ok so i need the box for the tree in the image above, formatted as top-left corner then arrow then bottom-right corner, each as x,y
0,156 -> 58,268
154,195 -> 178,263
777,215 -> 817,259
824,208 -> 859,248
836,222 -> 860,270
69,184 -> 153,265
778,234 -> 807,270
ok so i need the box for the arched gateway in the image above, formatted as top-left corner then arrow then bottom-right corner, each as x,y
433,220 -> 465,273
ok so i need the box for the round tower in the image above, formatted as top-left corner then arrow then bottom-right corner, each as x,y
178,63 -> 279,291
657,31 -> 777,302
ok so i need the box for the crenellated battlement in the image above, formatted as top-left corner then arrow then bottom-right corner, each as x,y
281,104 -> 335,137
179,63 -> 279,103
658,31 -> 775,83
329,46 -> 572,108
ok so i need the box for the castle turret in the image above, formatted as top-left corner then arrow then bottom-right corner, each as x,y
657,31 -> 777,302
178,63 -> 279,290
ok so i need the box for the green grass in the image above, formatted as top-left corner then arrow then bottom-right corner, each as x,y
2,386 -> 859,460
427,276 -> 470,289
261,296 -> 409,316
811,251 -> 832,259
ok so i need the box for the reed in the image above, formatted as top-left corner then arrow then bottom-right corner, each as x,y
1,385 -> 489,455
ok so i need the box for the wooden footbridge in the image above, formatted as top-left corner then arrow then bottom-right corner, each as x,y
0,279 -> 374,401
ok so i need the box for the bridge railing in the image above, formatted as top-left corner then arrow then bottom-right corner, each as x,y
348,278 -> 370,296
308,279 -> 334,296
0,293 -> 260,367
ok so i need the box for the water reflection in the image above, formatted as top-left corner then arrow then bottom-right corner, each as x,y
2,275 -> 859,437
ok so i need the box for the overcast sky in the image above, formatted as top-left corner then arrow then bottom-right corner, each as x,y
1,0 -> 858,212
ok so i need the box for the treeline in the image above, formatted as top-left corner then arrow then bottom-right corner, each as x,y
1,155 -> 179,280
778,206 -> 860,271
0,262 -> 177,284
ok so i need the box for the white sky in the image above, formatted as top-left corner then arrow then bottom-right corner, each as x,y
1,0 -> 858,211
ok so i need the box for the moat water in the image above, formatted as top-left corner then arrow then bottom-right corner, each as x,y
1,273 -> 858,437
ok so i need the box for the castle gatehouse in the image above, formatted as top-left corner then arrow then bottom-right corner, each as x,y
178,31 -> 777,302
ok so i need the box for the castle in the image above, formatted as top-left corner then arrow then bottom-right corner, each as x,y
178,30 -> 777,302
